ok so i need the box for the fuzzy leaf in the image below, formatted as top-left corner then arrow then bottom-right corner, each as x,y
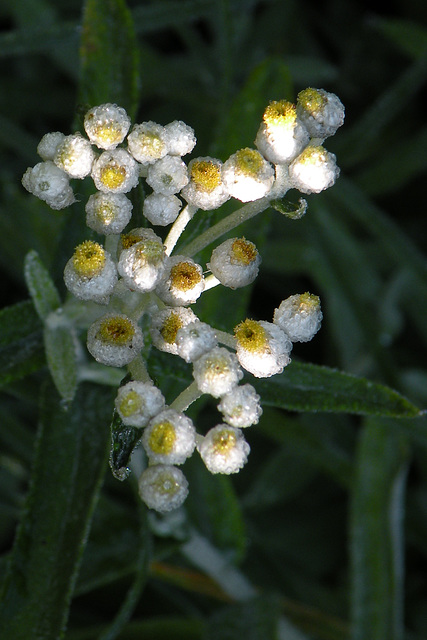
254,361 -> 422,418
24,249 -> 61,320
43,311 -> 78,404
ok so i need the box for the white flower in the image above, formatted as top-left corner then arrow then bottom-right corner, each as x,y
255,100 -> 309,164
234,319 -> 292,378
176,321 -> 218,363
164,120 -> 196,156
117,228 -> 166,292
143,193 -> 181,226
87,313 -> 144,367
288,146 -> 339,194
37,132 -> 65,160
150,307 -> 198,355
127,121 -> 168,164
198,425 -> 250,474
64,240 -> 117,304
91,148 -> 139,193
156,256 -> 204,306
207,237 -> 261,289
54,133 -> 95,179
221,148 -> 274,202
86,192 -> 133,235
296,88 -> 345,139
181,157 -> 230,210
146,155 -> 189,196
193,346 -> 243,398
115,381 -> 165,427
22,161 -> 75,210
273,292 -> 322,342
142,409 -> 196,465
138,465 -> 189,512
84,103 -> 131,150
217,384 -> 262,428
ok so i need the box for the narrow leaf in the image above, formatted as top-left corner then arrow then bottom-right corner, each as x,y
254,361 -> 422,418
270,196 -> 307,219
0,300 -> 45,385
109,409 -> 142,481
44,311 -> 78,404
0,382 -> 113,639
24,249 -> 61,320
350,419 -> 409,640
79,0 -> 140,118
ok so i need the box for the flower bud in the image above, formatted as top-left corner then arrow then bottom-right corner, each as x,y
146,155 -> 189,196
64,240 -> 117,304
54,133 -> 95,179
217,384 -> 262,428
87,313 -> 144,367
288,145 -> 339,194
181,157 -> 230,210
127,121 -> 168,165
192,346 -> 243,398
143,193 -> 181,226
37,132 -> 65,160
198,425 -> 250,474
222,148 -> 274,202
255,100 -> 309,164
156,256 -> 204,306
138,464 -> 189,512
150,307 -> 198,355
207,237 -> 261,289
22,161 -> 75,210
117,228 -> 166,292
86,192 -> 133,235
273,292 -> 322,342
84,103 -> 131,150
115,381 -> 165,427
234,319 -> 292,378
296,88 -> 345,139
164,120 -> 196,156
176,321 -> 218,363
142,409 -> 196,465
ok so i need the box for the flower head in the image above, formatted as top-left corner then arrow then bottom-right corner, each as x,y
143,193 -> 182,226
222,148 -> 275,202
273,292 -> 322,342
255,100 -> 309,164
54,133 -> 95,179
288,145 -> 339,194
164,120 -> 197,156
22,161 -> 75,210
85,192 -> 133,235
84,103 -> 131,150
117,228 -> 166,292
208,237 -> 261,289
87,313 -> 144,367
142,409 -> 196,465
198,424 -> 250,474
150,307 -> 198,355
115,381 -> 165,427
138,465 -> 189,512
64,240 -> 117,304
146,155 -> 189,196
218,383 -> 262,428
234,319 -> 292,378
156,256 -> 205,306
127,121 -> 168,165
192,346 -> 243,398
176,321 -> 218,363
181,157 -> 230,210
296,88 -> 345,139
91,148 -> 139,193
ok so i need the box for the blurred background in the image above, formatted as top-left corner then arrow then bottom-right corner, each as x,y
1,1 -> 427,639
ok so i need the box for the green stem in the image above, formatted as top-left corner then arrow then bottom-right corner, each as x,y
127,354 -> 151,383
170,380 -> 202,412
164,204 -> 198,256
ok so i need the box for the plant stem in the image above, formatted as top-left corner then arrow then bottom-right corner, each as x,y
170,380 -> 202,412
164,204 -> 198,256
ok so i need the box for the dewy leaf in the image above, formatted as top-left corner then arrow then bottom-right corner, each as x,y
350,418 -> 409,640
109,409 -> 142,481
0,381 -> 114,639
270,196 -> 307,219
254,361 -> 422,418
79,0 -> 140,119
0,300 -> 45,386
44,310 -> 78,404
24,250 -> 61,320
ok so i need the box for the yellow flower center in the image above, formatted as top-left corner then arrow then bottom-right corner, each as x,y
191,160 -> 221,192
119,390 -> 143,417
133,240 -> 164,266
234,319 -> 268,353
120,232 -> 143,250
296,146 -> 326,166
235,148 -> 264,177
263,100 -> 297,129
72,240 -> 106,278
160,312 -> 183,343
297,88 -> 326,116
148,421 -> 176,455
100,164 -> 126,189
230,238 -> 258,265
97,316 -> 135,346
97,202 -> 115,225
298,292 -> 320,313
212,428 -> 237,455
153,471 -> 180,495
93,122 -> 123,146
170,262 -> 201,292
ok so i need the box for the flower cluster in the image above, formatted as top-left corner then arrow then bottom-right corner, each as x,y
23,90 -> 343,513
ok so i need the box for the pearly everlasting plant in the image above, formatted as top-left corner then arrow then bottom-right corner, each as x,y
21,91 -> 344,513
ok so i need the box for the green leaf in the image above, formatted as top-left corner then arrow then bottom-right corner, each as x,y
254,361 -> 422,418
270,196 -> 307,219
43,311 -> 78,404
79,0 -> 140,118
0,300 -> 45,386
350,419 -> 409,640
24,250 -> 61,320
0,381 -> 114,638
204,595 -> 282,640
373,17 -> 427,60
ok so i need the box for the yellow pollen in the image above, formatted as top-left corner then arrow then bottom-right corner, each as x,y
297,88 -> 326,115
299,292 -> 320,312
231,238 -> 257,265
134,240 -> 164,265
148,421 -> 176,455
234,319 -> 267,353
235,148 -> 264,177
160,313 -> 182,343
191,161 -> 221,192
97,203 -> 115,224
93,123 -> 123,146
297,146 -> 325,166
170,262 -> 201,291
263,100 -> 297,129
72,240 -> 106,278
121,232 -> 143,250
154,472 -> 179,495
119,390 -> 143,417
212,429 -> 237,454
100,164 -> 126,189
97,316 -> 135,346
